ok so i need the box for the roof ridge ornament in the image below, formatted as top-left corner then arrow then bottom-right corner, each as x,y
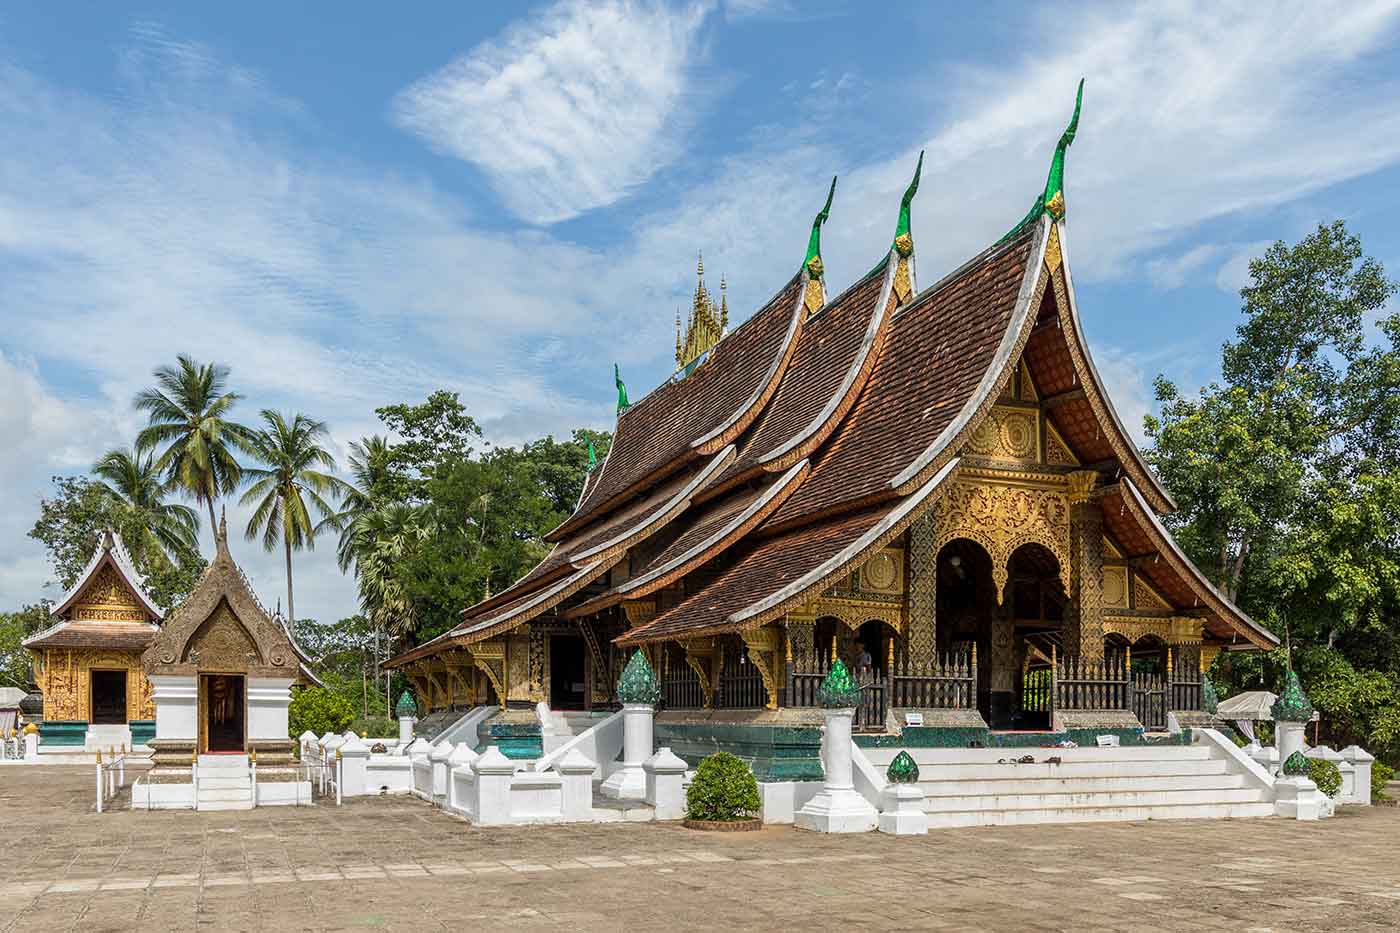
802,176 -> 837,315
999,78 -> 1084,243
675,252 -> 726,374
891,151 -> 923,304
615,363 -> 630,414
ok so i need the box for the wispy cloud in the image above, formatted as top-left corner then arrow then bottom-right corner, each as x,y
393,0 -> 713,225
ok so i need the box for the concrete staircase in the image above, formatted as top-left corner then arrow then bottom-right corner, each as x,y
861,743 -> 1275,828
196,754 -> 253,811
540,709 -> 613,754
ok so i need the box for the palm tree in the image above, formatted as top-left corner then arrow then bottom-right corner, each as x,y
321,435 -> 395,564
338,502 -> 427,639
239,410 -> 350,624
91,446 -> 201,567
134,355 -> 253,533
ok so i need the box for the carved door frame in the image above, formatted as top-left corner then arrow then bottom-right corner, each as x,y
198,672 -> 248,754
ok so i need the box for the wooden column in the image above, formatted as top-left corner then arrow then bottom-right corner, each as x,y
906,512 -> 937,671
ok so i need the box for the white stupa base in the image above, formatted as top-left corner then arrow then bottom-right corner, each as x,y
599,764 -> 647,801
1275,775 -> 1328,821
878,784 -> 928,835
795,786 -> 878,833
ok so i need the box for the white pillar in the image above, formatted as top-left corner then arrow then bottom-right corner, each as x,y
878,784 -> 929,835
150,675 -> 198,743
557,748 -> 598,822
795,708 -> 878,833
472,746 -> 517,826
246,678 -> 294,744
429,740 -> 454,800
298,730 -> 318,760
339,736 -> 370,798
1342,745 -> 1374,806
399,716 -> 416,746
447,744 -> 480,814
643,747 -> 688,821
1275,720 -> 1306,773
599,703 -> 653,800
23,726 -> 38,761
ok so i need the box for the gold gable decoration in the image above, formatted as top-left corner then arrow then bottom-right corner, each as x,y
72,563 -> 147,622
675,253 -> 728,371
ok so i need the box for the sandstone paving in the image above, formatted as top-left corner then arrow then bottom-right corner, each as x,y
1,765 -> 1399,930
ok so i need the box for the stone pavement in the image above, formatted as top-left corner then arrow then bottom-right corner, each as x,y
2,765 -> 1399,931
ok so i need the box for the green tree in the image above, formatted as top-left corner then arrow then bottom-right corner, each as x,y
375,391 -> 482,500
0,605 -> 50,690
92,446 -> 201,569
28,476 -> 206,609
135,355 -> 254,532
287,687 -> 354,737
1147,221 -> 1400,759
239,411 -> 350,626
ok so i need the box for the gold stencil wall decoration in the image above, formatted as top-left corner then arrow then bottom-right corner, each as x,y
1132,576 -> 1171,611
931,478 -> 1071,600
71,563 -> 147,622
858,548 -> 904,594
965,406 -> 1039,462
1102,566 -> 1128,608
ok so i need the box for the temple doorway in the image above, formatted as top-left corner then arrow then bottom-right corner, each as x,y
90,669 -> 127,724
201,674 -> 245,753
550,635 -> 588,710
936,539 -> 1003,726
1007,543 -> 1066,731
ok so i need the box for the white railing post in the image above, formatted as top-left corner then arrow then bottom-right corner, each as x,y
250,749 -> 258,807
95,752 -> 104,813
118,746 -> 125,788
335,748 -> 343,806
192,749 -> 199,810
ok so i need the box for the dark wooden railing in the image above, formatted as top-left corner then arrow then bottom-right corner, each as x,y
715,640 -> 766,710
1132,670 -> 1166,731
788,648 -> 976,732
1054,655 -> 1130,711
659,659 -> 705,711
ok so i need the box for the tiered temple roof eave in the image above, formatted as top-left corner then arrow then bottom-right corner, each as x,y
616,458 -> 960,646
1107,478 -> 1278,650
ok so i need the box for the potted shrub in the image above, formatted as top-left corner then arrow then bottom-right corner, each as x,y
684,752 -> 762,831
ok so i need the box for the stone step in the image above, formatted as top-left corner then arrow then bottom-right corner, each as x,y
198,754 -> 250,769
924,801 -> 1276,828
196,787 -> 252,803
920,773 -> 1249,797
590,796 -> 655,823
862,745 -> 1212,767
196,775 -> 251,789
196,799 -> 255,812
911,759 -> 1233,781
924,786 -> 1270,813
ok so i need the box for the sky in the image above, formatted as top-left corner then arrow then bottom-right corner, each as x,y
3,0 -> 1400,625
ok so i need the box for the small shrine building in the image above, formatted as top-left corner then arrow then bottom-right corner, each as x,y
24,531 -> 161,751
387,85 -> 1278,755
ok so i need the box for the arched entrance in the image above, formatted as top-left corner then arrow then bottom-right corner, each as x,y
936,539 -> 1001,725
1008,543 -> 1066,730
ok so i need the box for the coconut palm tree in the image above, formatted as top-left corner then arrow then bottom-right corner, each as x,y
91,446 -> 201,567
321,435 -> 395,566
338,501 -> 428,639
134,355 -> 253,533
239,410 -> 351,624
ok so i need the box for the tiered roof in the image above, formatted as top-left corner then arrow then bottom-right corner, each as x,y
387,82 -> 1275,667
24,530 -> 162,651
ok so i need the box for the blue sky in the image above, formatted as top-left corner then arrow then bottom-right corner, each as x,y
3,1 -> 1400,624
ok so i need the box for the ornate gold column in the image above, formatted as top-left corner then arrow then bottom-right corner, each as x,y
907,512 -> 937,669
785,611 -> 816,669
1065,470 -> 1104,661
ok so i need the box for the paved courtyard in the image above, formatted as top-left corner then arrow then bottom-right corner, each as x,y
2,765 -> 1399,931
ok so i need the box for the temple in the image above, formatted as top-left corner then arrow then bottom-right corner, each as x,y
386,83 -> 1277,764
24,530 -> 162,752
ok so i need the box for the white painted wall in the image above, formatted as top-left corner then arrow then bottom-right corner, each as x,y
247,678 -> 294,743
150,675 -> 197,742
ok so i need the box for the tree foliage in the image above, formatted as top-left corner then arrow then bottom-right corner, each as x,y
1147,221 -> 1400,761
0,605 -> 50,690
288,686 -> 355,738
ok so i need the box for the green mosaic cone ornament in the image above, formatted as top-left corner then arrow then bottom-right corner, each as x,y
617,650 -> 662,706
816,659 -> 862,708
887,750 -> 920,784
395,690 -> 417,718
1201,675 -> 1220,716
1283,750 -> 1311,776
1271,670 -> 1314,723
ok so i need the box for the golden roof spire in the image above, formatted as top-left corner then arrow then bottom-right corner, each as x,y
720,276 -> 728,330
676,251 -> 726,373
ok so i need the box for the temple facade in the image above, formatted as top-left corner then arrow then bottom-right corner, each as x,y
386,85 -> 1276,747
24,531 -> 162,751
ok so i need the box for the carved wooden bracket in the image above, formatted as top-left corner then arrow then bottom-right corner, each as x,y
680,637 -> 717,709
740,626 -> 783,710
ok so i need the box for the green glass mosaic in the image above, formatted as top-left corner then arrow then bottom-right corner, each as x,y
817,659 -> 862,708
887,750 -> 920,784
395,690 -> 417,718
1283,750 -> 1311,776
617,650 -> 662,705
1271,670 -> 1314,723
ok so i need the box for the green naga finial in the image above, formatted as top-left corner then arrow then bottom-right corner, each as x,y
395,690 -> 417,718
892,151 -> 924,256
886,750 -> 920,784
1282,749 -> 1311,776
1041,78 -> 1083,221
817,659 -> 862,708
586,439 -> 597,472
803,176 -> 837,278
614,363 -> 630,414
1271,669 -> 1314,723
617,650 -> 661,705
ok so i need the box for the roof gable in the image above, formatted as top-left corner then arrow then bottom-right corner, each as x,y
51,530 -> 162,622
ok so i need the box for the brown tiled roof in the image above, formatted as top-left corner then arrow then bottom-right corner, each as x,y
565,460 -> 808,617
769,225 -> 1040,528
617,459 -> 960,645
709,268 -> 888,493
1101,481 -> 1277,649
24,620 -> 157,650
549,276 -> 804,540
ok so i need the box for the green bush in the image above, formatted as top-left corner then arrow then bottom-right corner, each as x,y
1308,757 -> 1343,798
1373,761 -> 1394,800
685,752 -> 761,822
351,716 -> 396,739
288,687 -> 355,738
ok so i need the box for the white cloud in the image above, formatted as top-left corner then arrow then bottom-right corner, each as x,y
1145,244 -> 1226,290
1214,240 -> 1274,295
1091,346 -> 1158,449
393,0 -> 712,224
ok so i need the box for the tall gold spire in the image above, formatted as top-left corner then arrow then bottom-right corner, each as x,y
675,251 -> 726,373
